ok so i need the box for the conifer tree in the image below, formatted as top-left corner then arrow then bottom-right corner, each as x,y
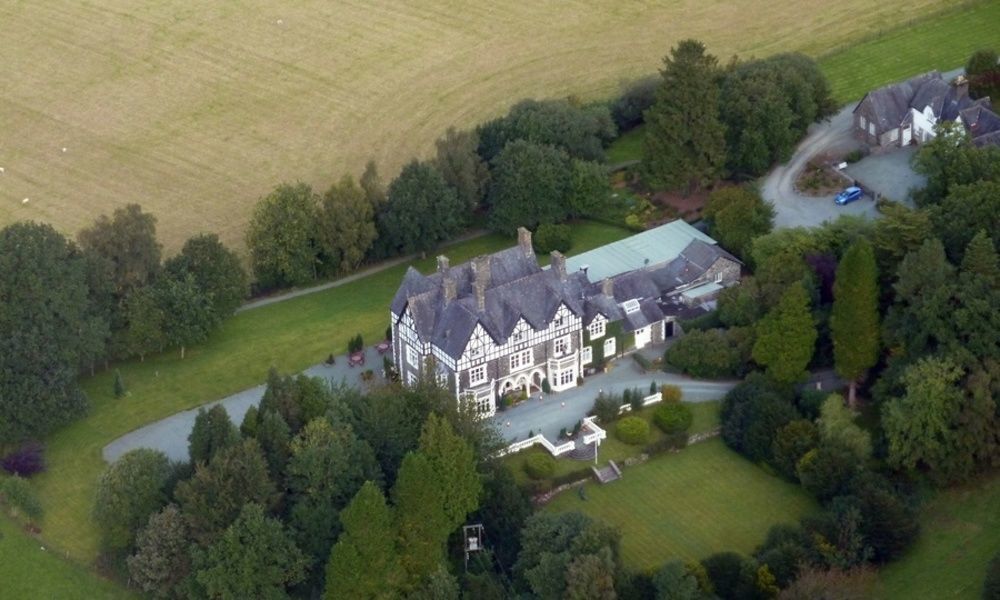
642,39 -> 726,192
113,370 -> 127,399
324,482 -> 399,599
393,452 -> 449,591
752,282 -> 817,384
416,414 -> 481,531
187,405 -> 239,465
830,239 -> 879,407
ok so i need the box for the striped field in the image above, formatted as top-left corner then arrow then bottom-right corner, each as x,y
0,0 -> 953,252
545,438 -> 817,570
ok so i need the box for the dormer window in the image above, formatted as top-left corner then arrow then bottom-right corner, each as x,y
622,299 -> 641,314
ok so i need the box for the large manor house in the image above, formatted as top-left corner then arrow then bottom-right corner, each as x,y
390,221 -> 741,416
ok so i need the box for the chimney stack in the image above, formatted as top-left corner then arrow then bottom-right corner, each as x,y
517,227 -> 534,257
436,255 -> 450,273
550,251 -> 566,280
601,277 -> 614,298
442,275 -> 457,303
470,256 -> 491,312
953,74 -> 969,100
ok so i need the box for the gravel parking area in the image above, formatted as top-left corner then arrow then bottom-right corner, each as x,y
844,146 -> 924,204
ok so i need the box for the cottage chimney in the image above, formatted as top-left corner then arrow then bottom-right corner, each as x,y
953,75 -> 969,100
550,251 -> 566,280
517,227 -> 534,257
470,256 -> 491,312
436,255 -> 450,273
442,275 -> 457,303
601,277 -> 614,297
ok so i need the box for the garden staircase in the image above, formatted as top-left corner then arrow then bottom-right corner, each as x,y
591,460 -> 622,484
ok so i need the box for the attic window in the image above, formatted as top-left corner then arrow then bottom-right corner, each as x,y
622,299 -> 641,314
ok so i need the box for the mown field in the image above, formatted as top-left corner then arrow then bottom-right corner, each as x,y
22,220 -> 628,567
545,438 -> 817,570
877,472 -> 1000,599
0,0 -> 952,252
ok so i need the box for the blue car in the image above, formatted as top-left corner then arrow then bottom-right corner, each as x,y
835,186 -> 863,205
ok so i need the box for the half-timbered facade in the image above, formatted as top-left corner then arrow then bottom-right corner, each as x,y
389,222 -> 740,416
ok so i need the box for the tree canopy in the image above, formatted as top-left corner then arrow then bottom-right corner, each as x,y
703,186 -> 775,260
752,282 -> 818,384
830,239 -> 879,406
246,182 -> 320,289
317,175 -> 378,275
488,140 -> 573,235
377,161 -> 465,256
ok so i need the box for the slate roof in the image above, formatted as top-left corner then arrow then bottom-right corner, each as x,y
961,104 -> 1000,147
392,222 -> 741,359
855,71 -> 984,133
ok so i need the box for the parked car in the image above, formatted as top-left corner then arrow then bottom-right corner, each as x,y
835,186 -> 863,205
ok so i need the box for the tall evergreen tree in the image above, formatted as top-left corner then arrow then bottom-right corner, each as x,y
127,505 -> 193,599
954,232 -> 1000,362
416,414 -> 481,531
883,238 -> 956,359
255,409 -> 292,480
393,452 -> 450,591
642,39 -> 726,192
188,405 -> 239,465
830,239 -> 880,407
324,482 -> 400,599
752,282 -> 818,384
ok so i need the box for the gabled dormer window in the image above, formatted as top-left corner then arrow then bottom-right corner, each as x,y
622,299 -> 641,314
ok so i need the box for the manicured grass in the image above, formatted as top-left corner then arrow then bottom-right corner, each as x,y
607,125 -> 645,165
0,514 -> 134,599
818,1 -> 1000,103
0,0 -> 952,251
545,438 -> 816,570
878,471 -> 1000,599
25,221 -> 629,566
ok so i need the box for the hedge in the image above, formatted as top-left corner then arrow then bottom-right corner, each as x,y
616,416 -> 651,445
654,403 -> 693,434
645,432 -> 689,456
524,453 -> 557,480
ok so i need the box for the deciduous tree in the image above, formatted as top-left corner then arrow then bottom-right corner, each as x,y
488,140 -> 573,235
127,505 -> 193,598
377,161 -> 464,256
77,203 -> 161,297
703,186 -> 775,260
434,127 -> 489,216
317,176 -> 378,274
246,182 -> 320,289
124,286 -> 165,361
165,233 -> 247,317
94,448 -> 172,553
154,271 -> 218,359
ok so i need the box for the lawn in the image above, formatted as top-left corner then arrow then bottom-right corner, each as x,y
545,438 -> 816,570
0,514 -> 134,600
24,221 -> 629,567
818,1 -> 1000,103
0,0 -> 952,252
877,471 -> 1000,599
607,125 -> 646,165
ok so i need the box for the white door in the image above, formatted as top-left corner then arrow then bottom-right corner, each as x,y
902,126 -> 911,146
635,326 -> 651,349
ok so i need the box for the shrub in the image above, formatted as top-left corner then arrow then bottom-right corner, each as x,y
551,468 -> 594,487
661,384 -> 682,403
542,378 -> 552,394
632,352 -> 653,372
611,75 -> 660,131
654,403 -> 693,434
796,443 -> 859,501
665,328 -> 753,379
523,453 -> 557,480
616,416 -> 650,445
1,442 -> 45,477
114,369 -> 127,398
844,149 -> 864,164
701,552 -> 756,600
629,387 -> 644,412
0,476 -> 43,522
650,381 -> 658,395
645,432 -> 688,456
771,420 -> 819,480
983,551 -> 1000,600
533,223 -> 572,254
591,393 -> 622,424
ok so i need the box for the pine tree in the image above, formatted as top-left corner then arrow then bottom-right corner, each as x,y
830,239 -> 880,407
642,39 -> 726,192
393,452 -> 449,591
187,405 -> 239,465
752,282 -> 818,385
325,482 -> 400,599
954,231 -> 1000,363
113,369 -> 127,399
416,414 -> 481,531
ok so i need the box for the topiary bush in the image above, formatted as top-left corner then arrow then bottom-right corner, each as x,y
616,416 -> 650,445
523,453 -> 557,481
591,393 -> 623,424
654,403 -> 693,434
1,442 -> 45,477
533,223 -> 572,254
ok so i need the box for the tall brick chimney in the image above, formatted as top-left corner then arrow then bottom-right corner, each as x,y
436,255 -> 450,273
471,256 -> 491,311
601,277 -> 614,297
550,251 -> 566,280
517,227 -> 534,257
442,275 -> 456,303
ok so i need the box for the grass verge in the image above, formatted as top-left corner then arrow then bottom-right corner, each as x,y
544,438 -> 816,570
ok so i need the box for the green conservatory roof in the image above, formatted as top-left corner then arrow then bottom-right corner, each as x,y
563,220 -> 717,282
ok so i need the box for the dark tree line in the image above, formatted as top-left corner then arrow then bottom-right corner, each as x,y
0,206 -> 246,443
641,39 -> 835,191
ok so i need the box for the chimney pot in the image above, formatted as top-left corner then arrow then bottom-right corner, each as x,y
517,227 -> 534,257
602,277 -> 614,297
437,255 -> 450,273
443,276 -> 457,302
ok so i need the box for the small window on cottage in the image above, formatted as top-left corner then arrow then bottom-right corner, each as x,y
581,346 -> 593,365
860,115 -> 867,129
587,319 -> 606,340
868,122 -> 875,135
604,337 -> 616,357
622,299 -> 641,314
406,345 -> 419,368
407,371 -> 418,386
